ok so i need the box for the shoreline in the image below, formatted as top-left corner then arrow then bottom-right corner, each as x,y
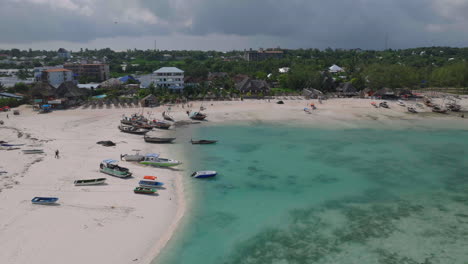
0,98 -> 467,264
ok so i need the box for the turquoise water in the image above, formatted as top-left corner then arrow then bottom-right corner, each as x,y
155,124 -> 468,264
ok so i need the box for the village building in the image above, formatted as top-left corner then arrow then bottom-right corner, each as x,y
140,94 -> 159,107
151,67 -> 184,90
57,48 -> 71,59
235,77 -> 270,94
243,48 -> 284,61
41,68 -> 74,88
64,63 -> 110,82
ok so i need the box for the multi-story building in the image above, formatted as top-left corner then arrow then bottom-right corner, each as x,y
151,67 -> 184,90
57,48 -> 71,59
41,68 -> 74,88
64,63 -> 110,82
243,48 -> 284,61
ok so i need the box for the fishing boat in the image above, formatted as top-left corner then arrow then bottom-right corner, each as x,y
139,180 -> 165,188
191,171 -> 217,178
118,125 -> 149,135
99,159 -> 132,178
139,153 -> 181,167
31,197 -> 59,205
134,187 -> 157,194
188,111 -> 207,120
407,106 -> 418,113
379,102 -> 389,108
150,119 -> 172,129
121,150 -> 145,162
144,176 -> 157,180
144,135 -> 176,143
432,105 -> 447,113
22,149 -> 44,154
162,111 -> 175,122
397,100 -> 406,107
190,139 -> 218,144
132,121 -> 153,130
74,178 -> 106,186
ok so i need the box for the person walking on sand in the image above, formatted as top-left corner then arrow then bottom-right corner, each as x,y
55,149 -> 59,159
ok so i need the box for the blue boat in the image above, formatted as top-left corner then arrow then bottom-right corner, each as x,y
139,180 -> 164,188
191,171 -> 217,178
31,197 -> 59,205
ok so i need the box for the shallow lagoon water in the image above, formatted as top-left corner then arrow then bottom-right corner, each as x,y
155,124 -> 468,264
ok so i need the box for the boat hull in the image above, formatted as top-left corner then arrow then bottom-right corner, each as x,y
140,161 -> 181,167
138,181 -> 164,188
100,167 -> 132,178
74,178 -> 107,186
192,171 -> 217,178
134,187 -> 157,194
32,197 -> 58,205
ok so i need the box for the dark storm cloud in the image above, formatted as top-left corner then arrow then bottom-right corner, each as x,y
1,0 -> 468,49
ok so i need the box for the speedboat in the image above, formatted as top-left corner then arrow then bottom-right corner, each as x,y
139,154 -> 181,167
139,180 -> 164,188
31,197 -> 59,205
191,171 -> 217,178
99,159 -> 132,178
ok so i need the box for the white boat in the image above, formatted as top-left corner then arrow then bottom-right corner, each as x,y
121,150 -> 145,162
191,171 -> 217,178
397,100 -> 406,107
74,178 -> 107,186
139,154 -> 181,167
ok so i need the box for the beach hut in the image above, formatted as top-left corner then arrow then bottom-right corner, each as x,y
337,82 -> 358,97
140,94 -> 159,107
56,82 -> 90,106
30,82 -> 56,103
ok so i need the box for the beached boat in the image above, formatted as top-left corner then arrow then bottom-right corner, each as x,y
150,119 -> 172,129
31,197 -> 59,205
379,102 -> 389,108
191,171 -> 217,178
132,121 -> 153,130
139,153 -> 181,167
139,180 -> 165,188
432,105 -> 447,113
162,111 -> 175,122
144,176 -> 157,180
134,187 -> 157,194
22,149 -> 44,154
397,100 -> 406,107
304,108 -> 312,114
121,151 -> 145,162
190,139 -> 218,145
188,111 -> 207,120
99,159 -> 132,178
407,107 -> 418,113
120,119 -> 133,125
447,103 -> 461,112
74,178 -> 106,186
370,102 -> 378,108
118,125 -> 149,135
144,135 -> 176,143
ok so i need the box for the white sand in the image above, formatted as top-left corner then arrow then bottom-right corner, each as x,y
0,97 -> 466,264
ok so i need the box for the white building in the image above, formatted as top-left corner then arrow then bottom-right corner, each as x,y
57,48 -> 71,59
151,67 -> 184,90
279,67 -> 290,73
41,68 -> 74,88
329,64 -> 344,73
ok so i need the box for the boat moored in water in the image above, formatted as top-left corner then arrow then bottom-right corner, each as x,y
190,139 -> 218,145
191,171 -> 217,178
118,125 -> 149,135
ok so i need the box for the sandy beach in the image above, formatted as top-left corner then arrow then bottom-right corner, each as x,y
0,97 -> 467,264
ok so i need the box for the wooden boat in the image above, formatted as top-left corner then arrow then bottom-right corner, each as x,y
99,159 -> 132,178
162,111 -> 174,122
118,125 -> 149,135
407,107 -> 418,113
120,119 -> 133,125
188,111 -> 207,120
132,121 -> 153,129
432,105 -> 447,113
144,135 -> 176,143
397,100 -> 406,107
150,120 -> 171,129
190,139 -> 218,145
74,178 -> 106,186
379,102 -> 389,108
31,197 -> 59,205
447,103 -> 461,112
144,176 -> 157,180
134,187 -> 157,194
139,180 -> 165,188
22,149 -> 44,154
140,153 -> 181,167
191,171 -> 217,179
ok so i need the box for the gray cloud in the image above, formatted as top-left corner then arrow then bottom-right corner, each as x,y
0,0 -> 468,50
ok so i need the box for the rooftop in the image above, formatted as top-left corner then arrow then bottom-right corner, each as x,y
44,68 -> 72,73
153,67 -> 184,73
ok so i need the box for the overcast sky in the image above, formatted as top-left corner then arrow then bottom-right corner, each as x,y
1,0 -> 468,51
